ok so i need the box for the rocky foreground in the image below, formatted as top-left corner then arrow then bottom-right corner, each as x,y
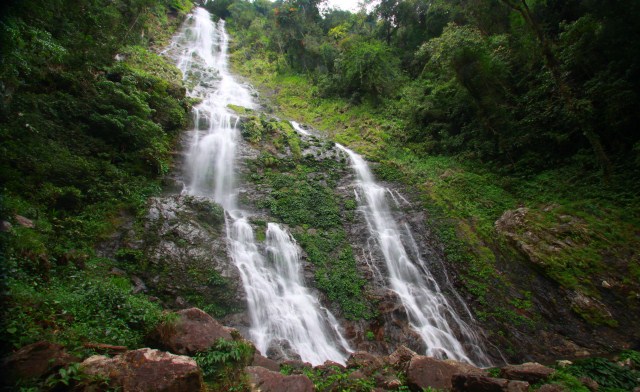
4,307 -> 635,392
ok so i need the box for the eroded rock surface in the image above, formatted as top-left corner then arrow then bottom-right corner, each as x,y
148,307 -> 234,355
80,348 -> 203,392
1,341 -> 79,386
246,366 -> 314,392
406,355 -> 486,390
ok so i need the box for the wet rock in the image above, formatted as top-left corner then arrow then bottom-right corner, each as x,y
451,374 -> 529,392
567,291 -> 615,326
246,366 -> 314,392
80,348 -> 203,391
406,356 -> 486,390
501,362 -> 555,383
131,275 -> 148,294
252,352 -> 280,372
1,341 -> 79,386
346,351 -> 385,376
133,195 -> 245,320
149,308 -> 233,355
386,345 -> 418,370
266,339 -> 302,362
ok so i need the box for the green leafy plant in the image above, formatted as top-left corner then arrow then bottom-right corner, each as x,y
194,338 -> 254,390
565,357 -> 640,391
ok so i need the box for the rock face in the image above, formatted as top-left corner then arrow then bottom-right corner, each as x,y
80,348 -> 203,392
149,307 -> 234,355
252,352 -> 281,372
1,341 -> 79,386
406,356 -> 487,390
451,374 -> 530,392
105,194 -> 246,324
501,362 -> 555,384
246,366 -> 314,392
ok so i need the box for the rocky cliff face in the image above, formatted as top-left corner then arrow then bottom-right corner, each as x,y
99,108 -> 638,366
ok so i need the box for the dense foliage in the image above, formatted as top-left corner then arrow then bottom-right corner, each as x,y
0,0 -> 193,356
218,0 -> 640,359
210,0 -> 640,177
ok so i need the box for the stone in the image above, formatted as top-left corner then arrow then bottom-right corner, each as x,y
266,339 -> 302,362
579,377 -> 599,392
556,360 -> 573,368
386,345 -> 418,369
1,341 -> 79,386
1,221 -> 13,232
452,374 -> 530,392
80,348 -> 203,392
501,362 -> 555,383
406,356 -> 486,390
252,352 -> 280,372
14,214 -> 34,228
149,308 -> 233,355
131,275 -> 148,294
346,351 -> 385,376
246,366 -> 314,392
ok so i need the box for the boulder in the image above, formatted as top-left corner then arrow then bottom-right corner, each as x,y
501,362 -> 555,383
579,377 -> 599,392
1,341 -> 79,386
346,351 -> 385,376
80,348 -> 203,392
451,374 -> 529,392
386,345 -> 418,370
149,308 -> 233,355
406,356 -> 486,390
252,352 -> 280,372
246,366 -> 314,392
266,339 -> 302,362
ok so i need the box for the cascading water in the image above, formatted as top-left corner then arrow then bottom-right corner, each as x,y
166,8 -> 350,365
336,144 -> 492,367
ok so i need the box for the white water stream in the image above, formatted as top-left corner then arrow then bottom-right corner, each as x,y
336,145 -> 491,366
167,8 -> 350,365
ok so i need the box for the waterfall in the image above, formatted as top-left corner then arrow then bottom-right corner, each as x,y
336,144 -> 492,366
166,7 -> 350,365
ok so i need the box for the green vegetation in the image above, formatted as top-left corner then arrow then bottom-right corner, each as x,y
303,365 -> 376,392
194,338 -> 255,391
240,116 -> 374,320
215,0 -> 640,343
3,259 -> 164,352
0,0 -> 193,359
